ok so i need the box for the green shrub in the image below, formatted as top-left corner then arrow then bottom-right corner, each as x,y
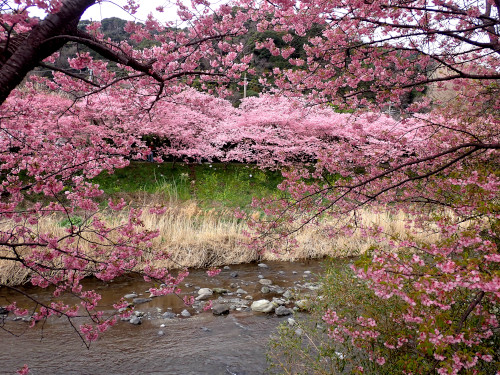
268,259 -> 371,374
268,256 -> 500,374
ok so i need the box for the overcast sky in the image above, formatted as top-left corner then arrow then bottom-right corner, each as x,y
27,1 -> 183,23
81,1 -> 176,22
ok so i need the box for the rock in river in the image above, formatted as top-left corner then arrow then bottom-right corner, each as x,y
181,309 -> 191,318
275,306 -> 292,316
212,304 -> 230,316
272,298 -> 286,306
259,279 -> 272,286
196,288 -> 213,301
251,299 -> 275,313
132,297 -> 152,305
162,312 -> 176,319
129,316 -> 142,325
212,288 -> 229,294
198,288 -> 213,296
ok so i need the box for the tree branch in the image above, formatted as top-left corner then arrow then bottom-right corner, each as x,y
0,0 -> 97,104
42,30 -> 164,83
38,61 -> 100,87
456,291 -> 485,333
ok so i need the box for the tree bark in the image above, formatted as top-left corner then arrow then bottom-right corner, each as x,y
0,0 -> 96,104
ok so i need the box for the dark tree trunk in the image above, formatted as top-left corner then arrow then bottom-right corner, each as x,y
0,0 -> 96,104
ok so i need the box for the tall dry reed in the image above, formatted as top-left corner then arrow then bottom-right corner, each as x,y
0,197 -> 434,286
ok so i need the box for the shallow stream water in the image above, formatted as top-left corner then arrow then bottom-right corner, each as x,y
0,260 -> 327,374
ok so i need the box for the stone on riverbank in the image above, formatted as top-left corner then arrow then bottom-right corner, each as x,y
129,316 -> 141,325
282,290 -> 293,299
295,300 -> 310,310
251,300 -> 274,313
212,304 -> 230,315
275,306 -> 292,316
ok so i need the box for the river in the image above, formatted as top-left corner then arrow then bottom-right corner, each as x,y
0,260 -> 327,374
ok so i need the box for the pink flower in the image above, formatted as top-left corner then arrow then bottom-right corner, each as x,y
16,365 -> 30,375
376,357 -> 386,366
481,354 -> 493,362
206,268 -> 221,277
203,300 -> 213,311
434,354 -> 446,361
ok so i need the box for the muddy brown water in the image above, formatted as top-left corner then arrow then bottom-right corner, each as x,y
0,260 -> 328,375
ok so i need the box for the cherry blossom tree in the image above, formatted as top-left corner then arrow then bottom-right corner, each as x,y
0,0 -> 499,373
0,0 -> 254,104
0,0 -> 255,351
253,101 -> 499,373
239,0 -> 499,373
124,92 -> 417,167
242,0 -> 500,109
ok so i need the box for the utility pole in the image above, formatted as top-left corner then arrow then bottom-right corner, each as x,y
243,73 -> 247,99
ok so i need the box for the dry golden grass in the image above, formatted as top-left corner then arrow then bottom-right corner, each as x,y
0,198 -> 437,286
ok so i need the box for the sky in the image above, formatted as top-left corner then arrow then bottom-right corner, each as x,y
80,1 -> 175,22
26,1 -> 182,23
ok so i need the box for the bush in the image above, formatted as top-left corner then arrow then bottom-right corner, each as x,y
268,258 -> 373,375
268,254 -> 500,374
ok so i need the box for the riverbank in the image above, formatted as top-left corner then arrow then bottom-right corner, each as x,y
0,194 -> 416,286
1,161 -> 431,286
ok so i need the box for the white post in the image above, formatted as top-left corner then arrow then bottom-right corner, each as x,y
243,73 -> 247,99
